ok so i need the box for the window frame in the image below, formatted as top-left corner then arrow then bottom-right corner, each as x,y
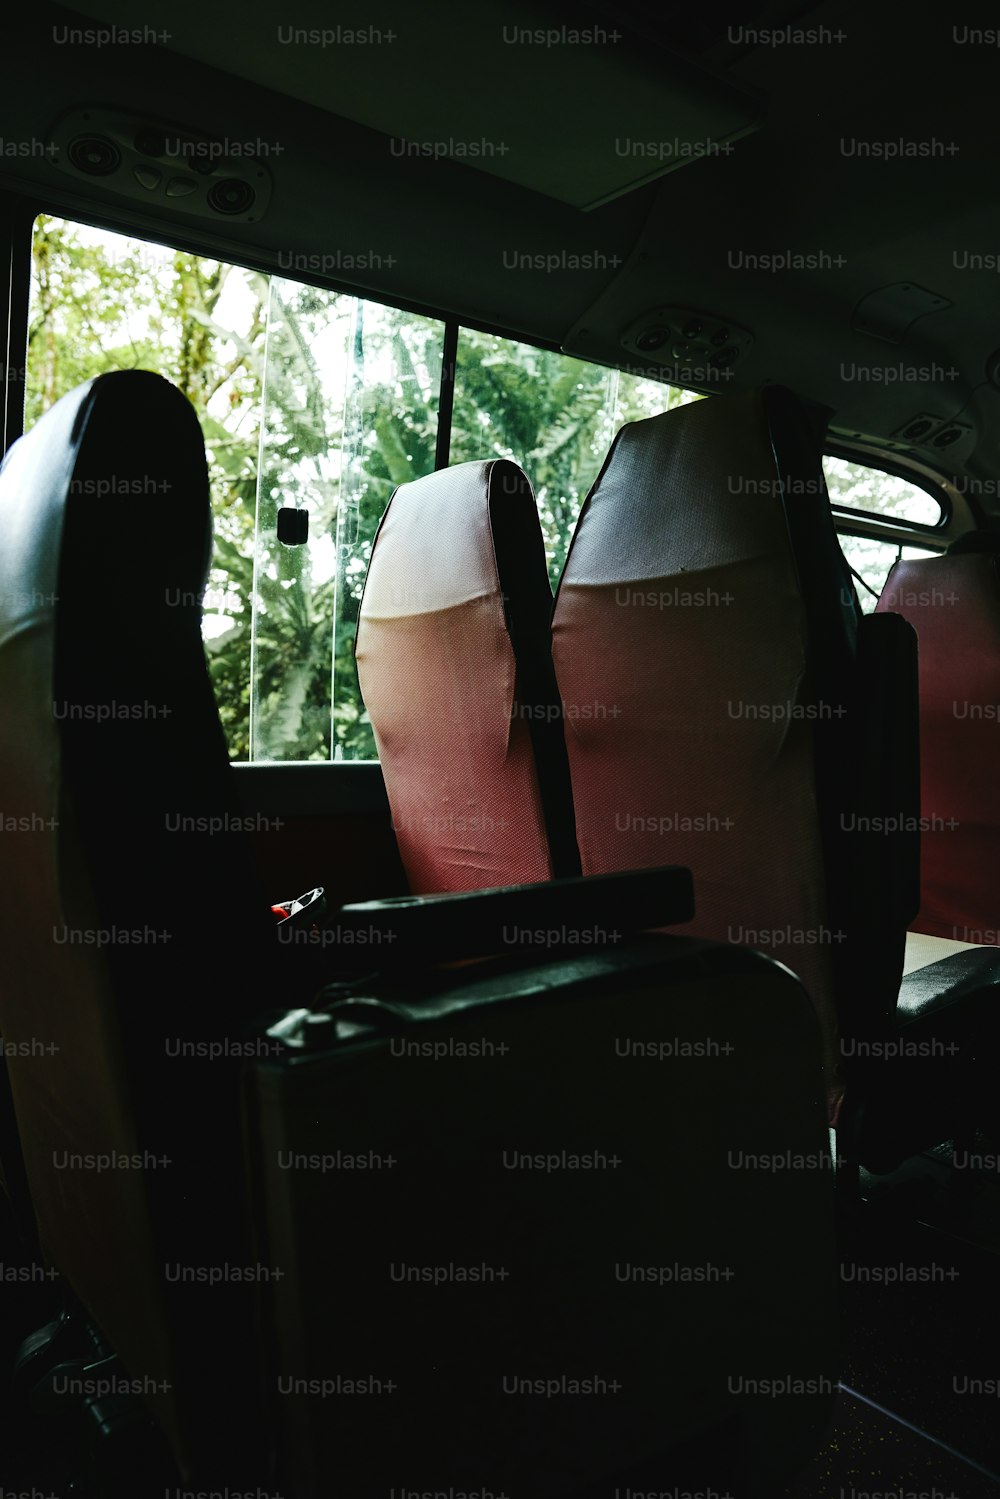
1,193 -> 40,455
824,441 -> 957,545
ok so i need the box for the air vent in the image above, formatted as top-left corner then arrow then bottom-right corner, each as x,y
67,134 -> 121,177
49,107 -> 272,225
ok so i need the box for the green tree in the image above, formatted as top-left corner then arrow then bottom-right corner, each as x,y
26,215 -> 698,764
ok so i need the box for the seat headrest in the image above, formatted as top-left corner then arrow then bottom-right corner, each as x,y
359,456 -> 550,638
558,386 -> 841,592
0,369 -> 212,654
356,456 -> 578,889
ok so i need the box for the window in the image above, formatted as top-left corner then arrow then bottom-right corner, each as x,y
251,282 -> 444,762
836,535 -> 940,613
824,455 -> 943,528
451,331 -> 698,584
25,213 -> 696,762
823,456 -> 945,610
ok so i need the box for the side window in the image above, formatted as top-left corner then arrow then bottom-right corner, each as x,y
26,213 -> 445,764
823,456 -> 944,611
25,214 -> 695,761
824,455 -> 943,526
835,536 -> 941,613
251,283 -> 443,763
450,330 -> 697,584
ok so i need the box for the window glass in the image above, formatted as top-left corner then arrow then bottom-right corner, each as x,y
450,330 -> 698,583
824,455 -> 942,527
837,534 -> 940,613
26,216 -> 695,762
26,213 -> 444,763
251,284 -> 442,762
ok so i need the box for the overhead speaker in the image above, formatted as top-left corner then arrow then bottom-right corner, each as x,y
891,412 -> 973,449
50,108 -> 273,224
207,178 -> 256,216
67,134 -> 121,176
896,415 -> 938,443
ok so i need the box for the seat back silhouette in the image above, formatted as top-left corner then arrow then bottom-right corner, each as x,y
0,371 -> 278,1479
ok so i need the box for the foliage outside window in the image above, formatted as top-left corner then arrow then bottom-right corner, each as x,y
824,457 -> 943,609
824,455 -> 942,527
21,214 -> 696,761
835,534 -> 940,613
451,331 -> 698,586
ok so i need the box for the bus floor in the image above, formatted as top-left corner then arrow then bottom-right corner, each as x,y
2,1139 -> 999,1495
787,1138 -> 1000,1496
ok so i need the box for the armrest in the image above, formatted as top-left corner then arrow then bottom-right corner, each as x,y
897,944 -> 1000,1024
335,865 -> 694,964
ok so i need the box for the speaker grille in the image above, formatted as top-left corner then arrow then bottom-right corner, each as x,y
207,178 -> 255,215
67,134 -> 121,177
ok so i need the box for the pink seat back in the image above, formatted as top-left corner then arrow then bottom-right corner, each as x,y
878,547 -> 1000,941
356,459 -> 577,892
552,389 -> 851,1100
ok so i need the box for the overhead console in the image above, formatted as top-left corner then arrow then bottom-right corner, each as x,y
618,305 -> 754,383
49,105 -> 272,225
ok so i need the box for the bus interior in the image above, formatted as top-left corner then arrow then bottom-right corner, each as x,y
1,1 -> 1000,1495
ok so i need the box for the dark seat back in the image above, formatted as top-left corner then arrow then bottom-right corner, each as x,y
0,371 -> 277,1478
356,459 -> 578,891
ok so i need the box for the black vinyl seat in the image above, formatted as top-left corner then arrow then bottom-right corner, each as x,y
0,370 -> 280,1478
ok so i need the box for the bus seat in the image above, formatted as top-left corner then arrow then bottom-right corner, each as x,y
551,389 -> 1000,1169
0,376 -> 838,1492
552,388 -> 894,1120
876,537 -> 1000,942
356,459 -> 579,891
0,370 -> 278,1480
